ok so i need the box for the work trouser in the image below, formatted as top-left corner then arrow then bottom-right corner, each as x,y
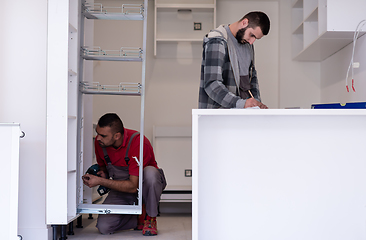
96,165 -> 167,234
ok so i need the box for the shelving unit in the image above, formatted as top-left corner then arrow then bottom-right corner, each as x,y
154,0 -> 216,57
77,0 -> 147,215
291,0 -> 366,61
46,0 -> 148,226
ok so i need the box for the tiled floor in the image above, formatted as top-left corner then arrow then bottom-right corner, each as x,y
67,213 -> 192,240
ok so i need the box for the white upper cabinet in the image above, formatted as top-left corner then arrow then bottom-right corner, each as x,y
292,0 -> 366,61
154,0 -> 216,57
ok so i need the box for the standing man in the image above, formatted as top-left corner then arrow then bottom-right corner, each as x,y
82,113 -> 167,236
199,11 -> 270,109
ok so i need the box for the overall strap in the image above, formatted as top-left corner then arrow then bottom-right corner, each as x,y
124,132 -> 140,166
101,131 -> 140,166
102,147 -> 112,165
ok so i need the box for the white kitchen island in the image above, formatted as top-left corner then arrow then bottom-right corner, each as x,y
192,109 -> 366,240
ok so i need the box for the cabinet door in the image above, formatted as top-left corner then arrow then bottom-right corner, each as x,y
0,124 -> 21,239
46,0 -> 79,225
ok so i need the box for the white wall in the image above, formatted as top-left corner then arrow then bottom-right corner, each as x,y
0,0 -> 51,239
320,33 -> 366,104
278,0 -> 321,109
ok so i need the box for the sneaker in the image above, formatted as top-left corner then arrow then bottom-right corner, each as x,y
135,204 -> 146,230
142,216 -> 157,236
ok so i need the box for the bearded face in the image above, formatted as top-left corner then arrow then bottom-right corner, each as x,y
235,26 -> 249,44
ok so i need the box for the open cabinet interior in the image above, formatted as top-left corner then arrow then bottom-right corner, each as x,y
46,0 -> 148,226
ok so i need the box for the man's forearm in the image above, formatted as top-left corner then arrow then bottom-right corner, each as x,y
99,177 -> 138,193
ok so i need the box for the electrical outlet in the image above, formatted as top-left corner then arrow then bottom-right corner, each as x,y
194,22 -> 202,31
353,62 -> 360,68
185,169 -> 192,177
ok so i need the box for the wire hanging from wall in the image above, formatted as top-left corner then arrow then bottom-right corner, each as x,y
345,19 -> 366,92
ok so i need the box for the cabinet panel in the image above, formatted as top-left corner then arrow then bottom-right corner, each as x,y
46,0 -> 79,224
156,8 -> 214,40
292,0 -> 366,61
0,124 -> 21,240
193,109 -> 366,240
154,0 -> 216,57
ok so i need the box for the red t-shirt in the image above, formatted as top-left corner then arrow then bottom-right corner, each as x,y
95,128 -> 158,176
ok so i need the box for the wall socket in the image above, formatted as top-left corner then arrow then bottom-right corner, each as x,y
185,169 -> 192,177
353,62 -> 360,68
194,22 -> 202,30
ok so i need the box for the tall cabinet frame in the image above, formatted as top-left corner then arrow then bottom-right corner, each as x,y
46,0 -> 147,225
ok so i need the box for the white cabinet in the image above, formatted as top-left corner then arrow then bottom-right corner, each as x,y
46,0 -> 149,224
192,109 -> 366,240
292,0 -> 366,61
0,123 -> 21,240
46,0 -> 80,225
77,0 -> 147,215
153,126 -> 192,202
154,0 -> 216,57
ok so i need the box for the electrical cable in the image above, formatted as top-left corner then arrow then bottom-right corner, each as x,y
346,19 -> 366,92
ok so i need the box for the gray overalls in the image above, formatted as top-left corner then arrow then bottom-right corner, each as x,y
96,133 -> 167,234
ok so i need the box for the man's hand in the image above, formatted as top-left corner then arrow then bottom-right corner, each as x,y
82,174 -> 101,188
244,98 -> 268,109
82,173 -> 139,193
97,170 -> 107,179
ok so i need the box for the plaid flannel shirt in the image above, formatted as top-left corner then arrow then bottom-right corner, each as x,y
199,25 -> 261,109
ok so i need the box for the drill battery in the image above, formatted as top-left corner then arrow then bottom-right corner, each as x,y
86,164 -> 110,196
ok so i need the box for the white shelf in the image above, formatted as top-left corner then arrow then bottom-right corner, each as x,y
83,3 -> 144,20
292,0 -> 366,61
81,46 -> 143,62
80,82 -> 142,96
294,31 -> 364,61
154,0 -> 216,57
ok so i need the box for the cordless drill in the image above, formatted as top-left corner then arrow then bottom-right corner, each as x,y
85,164 -> 110,196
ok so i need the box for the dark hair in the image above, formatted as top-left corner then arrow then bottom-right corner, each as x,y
240,11 -> 270,35
98,113 -> 124,134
